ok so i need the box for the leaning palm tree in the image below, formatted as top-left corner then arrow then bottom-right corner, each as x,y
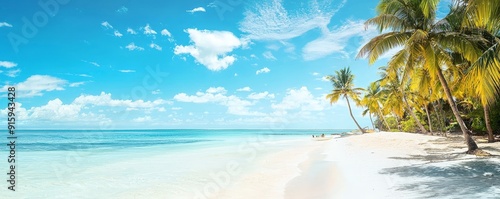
358,0 -> 481,153
326,67 -> 366,134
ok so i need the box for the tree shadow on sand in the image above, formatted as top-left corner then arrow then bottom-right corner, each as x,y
380,160 -> 500,198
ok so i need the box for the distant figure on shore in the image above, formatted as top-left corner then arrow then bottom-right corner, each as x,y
321,133 -> 325,137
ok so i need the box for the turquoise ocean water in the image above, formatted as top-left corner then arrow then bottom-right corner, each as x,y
18,129 -> 349,151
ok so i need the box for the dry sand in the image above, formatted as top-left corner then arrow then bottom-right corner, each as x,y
217,132 -> 500,199
288,132 -> 500,199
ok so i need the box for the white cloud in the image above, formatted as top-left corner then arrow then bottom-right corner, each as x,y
119,70 -> 136,73
101,21 -> 113,29
172,107 -> 182,110
248,91 -> 275,100
0,22 -> 13,27
69,82 -> 86,87
6,69 -> 21,77
174,29 -> 245,71
127,28 -> 137,34
206,86 -> 227,94
256,67 -> 271,75
272,86 -> 326,111
234,73 -> 238,77
73,92 -> 168,108
161,29 -> 172,37
250,54 -> 258,59
187,7 -> 206,13
0,61 -> 17,68
152,89 -> 161,95
262,51 -> 277,60
317,76 -> 330,82
114,30 -> 123,37
237,87 -> 252,92
31,98 -> 82,120
303,20 -> 378,60
79,74 -> 92,78
174,87 -> 264,116
150,43 -> 162,51
143,24 -> 157,35
1,75 -> 67,97
125,43 -> 145,51
312,72 -> 320,76
239,0 -> 346,40
133,116 -> 152,122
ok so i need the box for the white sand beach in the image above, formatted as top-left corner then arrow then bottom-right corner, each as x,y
2,132 -> 499,199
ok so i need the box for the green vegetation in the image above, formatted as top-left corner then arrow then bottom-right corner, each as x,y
353,0 -> 500,154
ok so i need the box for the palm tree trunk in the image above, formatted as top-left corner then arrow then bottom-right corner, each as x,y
424,105 -> 433,134
484,105 -> 494,143
369,113 -> 375,130
437,100 -> 448,137
432,101 -> 444,133
378,109 -> 390,131
345,96 -> 366,133
436,69 -> 478,153
402,95 -> 428,133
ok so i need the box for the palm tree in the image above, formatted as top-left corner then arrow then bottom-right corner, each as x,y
460,0 -> 500,142
326,67 -> 366,134
379,66 -> 428,133
358,0 -> 481,153
362,82 -> 391,130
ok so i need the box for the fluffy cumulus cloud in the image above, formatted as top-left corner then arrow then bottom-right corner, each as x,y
73,92 -> 167,108
114,30 -> 123,37
0,61 -> 17,68
272,86 -> 326,111
187,7 -> 206,13
256,67 -> 271,75
174,87 -> 264,116
143,24 -> 157,35
174,29 -> 246,71
30,98 -> 82,120
1,92 -> 169,124
1,75 -> 67,97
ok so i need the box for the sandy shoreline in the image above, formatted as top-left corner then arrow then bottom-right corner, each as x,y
285,132 -> 500,199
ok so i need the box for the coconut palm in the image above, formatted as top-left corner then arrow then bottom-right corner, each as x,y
362,82 -> 391,131
358,0 -> 481,153
460,0 -> 500,142
326,67 -> 366,133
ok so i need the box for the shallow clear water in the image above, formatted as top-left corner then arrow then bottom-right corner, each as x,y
17,129 -> 347,151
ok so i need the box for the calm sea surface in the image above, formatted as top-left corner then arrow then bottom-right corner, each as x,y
18,129 -> 350,151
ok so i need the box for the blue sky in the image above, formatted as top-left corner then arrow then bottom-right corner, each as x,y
0,0 -> 450,129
